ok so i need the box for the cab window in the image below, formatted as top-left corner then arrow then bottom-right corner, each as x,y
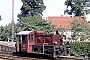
22,35 -> 26,43
29,34 -> 33,41
18,35 -> 21,41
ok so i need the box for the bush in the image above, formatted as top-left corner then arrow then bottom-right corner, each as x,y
69,41 -> 90,55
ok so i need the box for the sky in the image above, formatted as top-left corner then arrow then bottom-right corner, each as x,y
0,0 -> 90,26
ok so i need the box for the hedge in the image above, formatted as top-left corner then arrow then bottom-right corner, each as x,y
68,41 -> 90,55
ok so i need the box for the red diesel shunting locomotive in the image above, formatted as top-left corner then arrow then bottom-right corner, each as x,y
15,30 -> 70,58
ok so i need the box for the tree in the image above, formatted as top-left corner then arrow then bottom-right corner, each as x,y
70,19 -> 90,40
16,0 -> 55,34
0,24 -> 12,41
64,0 -> 90,16
0,15 -> 2,21
16,16 -> 55,34
17,0 -> 46,18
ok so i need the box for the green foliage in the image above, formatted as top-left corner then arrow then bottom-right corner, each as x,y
0,16 -> 55,41
16,16 -> 55,34
16,0 -> 55,34
64,0 -> 90,16
70,41 -> 90,55
18,0 -> 46,18
0,24 -> 12,41
0,15 -> 2,21
70,19 -> 90,40
16,0 -> 53,33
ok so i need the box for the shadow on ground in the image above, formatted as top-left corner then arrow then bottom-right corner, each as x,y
12,52 -> 54,60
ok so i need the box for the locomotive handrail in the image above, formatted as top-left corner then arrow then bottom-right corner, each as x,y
43,43 -> 48,53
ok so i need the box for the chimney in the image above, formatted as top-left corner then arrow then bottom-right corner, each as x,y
61,15 -> 63,17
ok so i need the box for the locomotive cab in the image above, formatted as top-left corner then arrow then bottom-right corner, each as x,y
15,31 -> 45,53
16,31 -> 34,53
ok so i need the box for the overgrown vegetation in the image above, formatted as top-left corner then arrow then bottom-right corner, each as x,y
69,41 -> 90,56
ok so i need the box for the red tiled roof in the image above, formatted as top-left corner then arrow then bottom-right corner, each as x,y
47,16 -> 86,29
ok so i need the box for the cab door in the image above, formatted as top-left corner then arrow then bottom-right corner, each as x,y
27,33 -> 35,53
21,35 -> 27,52
16,35 -> 22,52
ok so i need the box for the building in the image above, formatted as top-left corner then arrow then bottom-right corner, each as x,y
47,15 -> 89,40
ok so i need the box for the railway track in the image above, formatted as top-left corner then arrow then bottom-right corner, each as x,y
0,44 -> 88,60
0,44 -> 51,60
0,51 -> 46,60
